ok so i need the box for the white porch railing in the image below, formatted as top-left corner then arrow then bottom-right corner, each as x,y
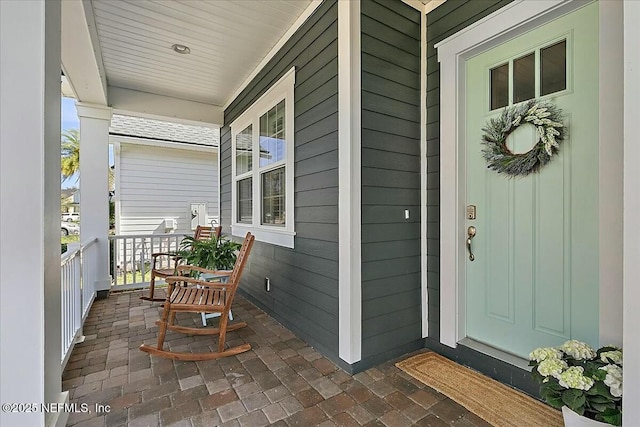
60,238 -> 98,368
109,233 -> 188,290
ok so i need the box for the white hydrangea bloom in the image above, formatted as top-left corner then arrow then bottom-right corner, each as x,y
561,340 -> 596,360
600,350 -> 623,365
558,366 -> 595,391
537,358 -> 568,378
600,364 -> 623,397
529,347 -> 562,363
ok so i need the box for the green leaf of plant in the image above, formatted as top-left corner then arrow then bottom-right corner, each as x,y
562,389 -> 586,410
588,395 -> 613,404
546,381 -> 564,391
590,403 -> 610,413
589,381 -> 614,399
546,395 -> 563,409
598,408 -> 622,426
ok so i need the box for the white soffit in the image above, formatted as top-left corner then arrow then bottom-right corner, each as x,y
61,0 -> 108,105
90,0 -> 313,107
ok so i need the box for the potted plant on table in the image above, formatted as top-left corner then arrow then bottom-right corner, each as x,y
178,233 -> 241,272
529,340 -> 622,426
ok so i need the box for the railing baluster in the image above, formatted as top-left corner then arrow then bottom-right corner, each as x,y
123,237 -> 128,286
106,233 -> 187,291
61,237 -> 98,369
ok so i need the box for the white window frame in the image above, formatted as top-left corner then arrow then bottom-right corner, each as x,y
230,67 -> 296,248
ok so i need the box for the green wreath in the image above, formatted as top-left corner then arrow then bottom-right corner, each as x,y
481,99 -> 566,177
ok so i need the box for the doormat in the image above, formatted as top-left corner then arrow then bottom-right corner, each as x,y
396,352 -> 562,427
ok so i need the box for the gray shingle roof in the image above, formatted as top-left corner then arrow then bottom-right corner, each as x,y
109,114 -> 219,146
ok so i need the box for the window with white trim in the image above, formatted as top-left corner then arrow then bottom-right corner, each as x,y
231,68 -> 295,248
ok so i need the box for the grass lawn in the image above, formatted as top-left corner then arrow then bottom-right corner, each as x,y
115,270 -> 153,285
61,235 -> 80,245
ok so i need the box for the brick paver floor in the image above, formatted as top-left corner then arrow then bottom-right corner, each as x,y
62,290 -> 493,427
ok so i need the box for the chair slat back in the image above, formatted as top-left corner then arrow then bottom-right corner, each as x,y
224,233 -> 255,306
194,225 -> 211,240
194,225 -> 223,241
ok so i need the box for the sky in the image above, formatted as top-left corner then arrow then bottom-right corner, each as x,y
61,97 -> 79,132
61,97 -> 114,189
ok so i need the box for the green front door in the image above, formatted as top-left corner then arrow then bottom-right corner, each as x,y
465,3 -> 599,358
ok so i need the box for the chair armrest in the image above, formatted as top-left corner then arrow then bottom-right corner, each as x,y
165,275 -> 229,289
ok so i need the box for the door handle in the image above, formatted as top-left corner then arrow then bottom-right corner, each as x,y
466,226 -> 476,261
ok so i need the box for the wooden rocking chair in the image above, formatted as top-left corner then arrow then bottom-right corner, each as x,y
140,232 -> 255,361
141,225 -> 221,302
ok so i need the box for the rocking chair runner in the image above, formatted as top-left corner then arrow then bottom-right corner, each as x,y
140,232 -> 255,361
141,225 -> 222,302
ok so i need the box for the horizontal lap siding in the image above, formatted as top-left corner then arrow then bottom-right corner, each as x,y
118,144 -> 218,235
426,0 -> 513,340
221,1 -> 339,358
361,0 -> 422,362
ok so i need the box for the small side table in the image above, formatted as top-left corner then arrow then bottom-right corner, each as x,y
199,272 -> 233,326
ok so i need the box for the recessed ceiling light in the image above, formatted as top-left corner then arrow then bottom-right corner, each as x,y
171,44 -> 191,54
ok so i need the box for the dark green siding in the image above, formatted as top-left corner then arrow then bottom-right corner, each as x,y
425,0 -> 539,397
221,0 -> 339,360
360,0 -> 422,365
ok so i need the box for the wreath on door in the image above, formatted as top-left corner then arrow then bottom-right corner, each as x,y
481,99 -> 566,177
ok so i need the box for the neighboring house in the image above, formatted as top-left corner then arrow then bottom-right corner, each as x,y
219,0 -> 627,398
110,114 -> 220,236
60,187 -> 79,216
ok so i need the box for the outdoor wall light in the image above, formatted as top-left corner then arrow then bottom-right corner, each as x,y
171,44 -> 191,54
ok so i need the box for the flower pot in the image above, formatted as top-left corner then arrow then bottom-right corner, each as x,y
562,407 -> 610,427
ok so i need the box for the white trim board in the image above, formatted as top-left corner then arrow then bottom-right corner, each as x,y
110,135 -> 217,153
229,68 -> 296,249
436,0 -> 623,351
622,1 -> 640,424
337,0 -> 362,365
420,6 -> 429,338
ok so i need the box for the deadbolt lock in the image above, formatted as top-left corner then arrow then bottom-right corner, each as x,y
466,205 -> 476,220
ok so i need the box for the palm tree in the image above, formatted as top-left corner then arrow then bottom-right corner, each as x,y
61,129 -> 80,183
61,129 -> 115,188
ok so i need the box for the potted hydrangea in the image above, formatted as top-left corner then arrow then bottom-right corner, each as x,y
529,340 -> 622,426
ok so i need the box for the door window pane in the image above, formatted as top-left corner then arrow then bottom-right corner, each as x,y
513,53 -> 535,103
541,40 -> 566,96
259,100 -> 286,168
490,63 -> 509,110
237,178 -> 252,223
235,125 -> 252,175
262,167 -> 285,226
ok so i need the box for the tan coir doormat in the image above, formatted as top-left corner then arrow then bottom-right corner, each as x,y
396,352 -> 562,427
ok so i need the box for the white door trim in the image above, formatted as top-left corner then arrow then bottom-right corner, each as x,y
622,2 -> 640,423
436,0 -> 623,349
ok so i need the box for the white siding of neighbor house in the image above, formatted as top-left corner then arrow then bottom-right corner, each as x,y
116,143 -> 218,235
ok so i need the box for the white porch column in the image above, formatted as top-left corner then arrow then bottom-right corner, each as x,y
77,103 -> 112,297
337,0 -> 362,364
1,1 -> 68,427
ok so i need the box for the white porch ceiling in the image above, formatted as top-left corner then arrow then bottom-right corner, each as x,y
62,0 -> 315,124
92,0 -> 312,106
62,0 -> 444,125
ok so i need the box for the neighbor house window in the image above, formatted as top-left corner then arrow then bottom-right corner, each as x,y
231,68 -> 295,248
